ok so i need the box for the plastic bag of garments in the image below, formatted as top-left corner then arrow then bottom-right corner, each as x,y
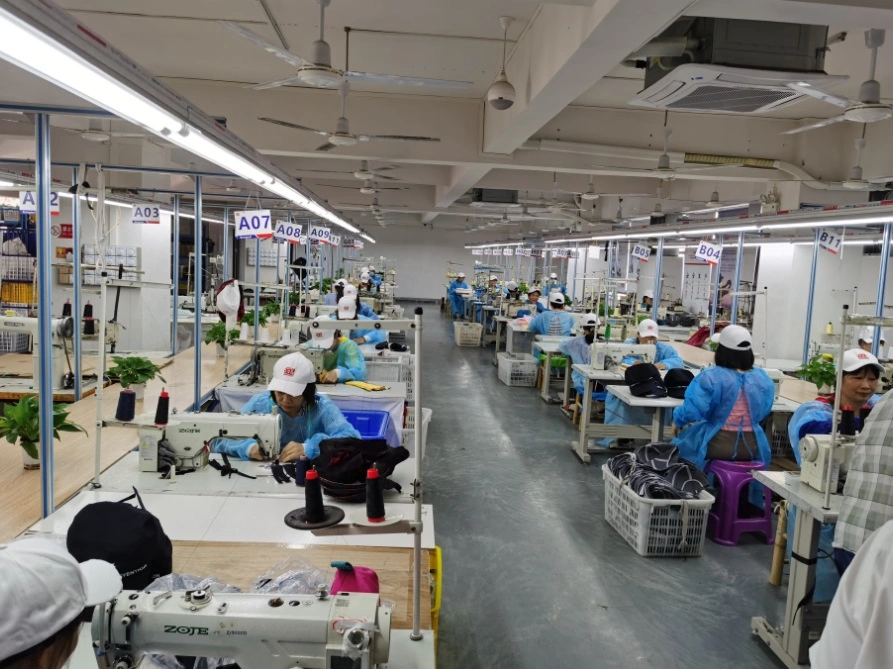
252,557 -> 330,595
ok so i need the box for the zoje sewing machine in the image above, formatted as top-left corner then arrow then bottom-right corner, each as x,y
137,412 -> 280,472
91,587 -> 391,669
0,315 -> 75,390
799,433 -> 856,494
589,342 -> 656,371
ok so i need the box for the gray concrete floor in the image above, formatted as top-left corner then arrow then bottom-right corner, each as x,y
412,304 -> 787,668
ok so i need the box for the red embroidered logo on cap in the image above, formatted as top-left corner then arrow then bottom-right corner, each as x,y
284,367 -> 295,377
857,353 -> 869,359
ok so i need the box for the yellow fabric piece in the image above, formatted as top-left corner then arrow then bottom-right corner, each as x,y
345,380 -> 388,392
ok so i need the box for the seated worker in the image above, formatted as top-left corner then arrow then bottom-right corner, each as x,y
671,325 -> 775,470
528,292 -> 575,336
238,352 -> 361,461
488,274 -> 499,293
545,272 -> 566,296
0,537 -> 121,669
344,283 -> 378,319
602,319 -> 684,445
333,295 -> 386,346
309,324 -> 367,383
559,313 -> 601,398
448,272 -> 469,319
858,326 -> 887,358
505,280 -> 521,301
641,289 -> 654,310
324,278 -> 347,306
359,271 -> 374,292
368,265 -> 383,289
518,286 -> 545,316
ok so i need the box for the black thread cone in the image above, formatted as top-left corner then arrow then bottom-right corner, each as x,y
83,302 -> 93,319
289,304 -> 297,317
115,390 -> 136,422
154,389 -> 170,426
365,464 -> 386,522
62,300 -> 72,317
304,468 -> 326,524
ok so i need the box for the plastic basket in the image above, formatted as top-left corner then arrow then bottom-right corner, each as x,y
769,412 -> 795,459
602,465 -> 714,558
402,407 -> 432,459
342,410 -> 391,440
497,352 -> 538,387
365,359 -> 403,383
454,322 -> 482,347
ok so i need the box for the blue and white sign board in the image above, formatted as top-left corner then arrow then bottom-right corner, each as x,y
273,220 -> 303,244
308,224 -> 331,244
471,249 -> 483,256
818,228 -> 844,255
503,247 -> 513,256
19,190 -> 60,215
694,240 -> 722,266
131,204 -> 161,225
330,234 -> 341,247
631,243 -> 651,262
235,210 -> 272,239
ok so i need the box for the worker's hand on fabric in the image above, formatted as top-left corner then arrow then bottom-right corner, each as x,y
655,363 -> 667,370
157,442 -> 179,472
353,337 -> 366,344
279,441 -> 306,462
210,437 -> 262,460
247,444 -> 267,461
320,370 -> 340,384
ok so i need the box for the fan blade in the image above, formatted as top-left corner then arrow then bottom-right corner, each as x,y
369,173 -> 399,181
250,75 -> 310,91
357,134 -> 441,143
781,115 -> 850,135
372,166 -> 397,172
867,175 -> 893,183
344,71 -> 472,89
589,165 -> 655,174
220,22 -> 312,69
373,186 -> 410,191
314,184 -> 362,190
258,117 -> 330,137
296,169 -> 353,175
599,192 -> 653,197
316,142 -> 338,152
787,83 -> 855,109
675,163 -> 745,174
553,210 -> 592,226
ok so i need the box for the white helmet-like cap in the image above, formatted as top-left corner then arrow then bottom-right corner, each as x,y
859,326 -> 886,344
711,324 -> 751,350
489,274 -> 498,281
549,273 -> 558,280
637,318 -> 659,338
360,272 -> 370,282
360,266 -> 369,273
344,283 -> 358,298
840,348 -> 884,375
642,289 -> 654,299
334,278 -> 347,288
506,281 -> 518,291
549,292 -> 565,305
268,352 -> 316,396
368,265 -> 375,271
337,295 -> 358,320
457,272 -> 466,278
582,313 -> 600,328
309,325 -> 335,350
527,285 -> 541,295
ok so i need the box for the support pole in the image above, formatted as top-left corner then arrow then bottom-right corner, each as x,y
606,241 -> 614,313
802,229 -> 821,365
221,206 -> 229,282
730,231 -> 745,324
193,177 -> 202,411
35,114 -> 54,517
410,307 -> 424,640
709,236 -> 723,336
171,195 -> 180,356
571,243 -> 579,306
873,222 -> 892,357
71,166 -> 83,400
651,237 -> 665,322
254,236 -> 261,342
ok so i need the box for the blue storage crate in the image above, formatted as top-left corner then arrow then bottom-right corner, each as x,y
342,410 -> 391,440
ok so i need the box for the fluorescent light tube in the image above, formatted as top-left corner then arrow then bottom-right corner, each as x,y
360,233 -> 376,243
762,215 -> 893,231
0,180 -> 14,187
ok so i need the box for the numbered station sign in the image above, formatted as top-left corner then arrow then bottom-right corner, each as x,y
503,247 -> 513,256
19,190 -> 60,215
273,220 -> 303,244
132,204 -> 161,225
330,234 -> 341,247
819,229 -> 843,255
631,243 -> 651,262
472,249 -> 483,256
234,210 -> 273,239
694,240 -> 722,266
307,224 -> 331,244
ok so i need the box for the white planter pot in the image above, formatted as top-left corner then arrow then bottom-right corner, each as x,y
216,343 -> 225,358
21,443 -> 39,470
130,383 -> 146,401
240,323 -> 249,340
259,326 -> 270,343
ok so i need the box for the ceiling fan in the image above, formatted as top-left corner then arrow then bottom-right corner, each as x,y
260,81 -> 441,151
60,119 -> 147,144
836,132 -> 893,191
566,175 -> 651,201
314,180 -> 409,195
298,160 -> 402,181
222,0 -> 472,91
783,29 -> 892,136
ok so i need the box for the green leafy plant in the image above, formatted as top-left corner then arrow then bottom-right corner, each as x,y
261,300 -> 281,320
204,322 -> 240,349
288,291 -> 302,306
0,395 -> 87,459
240,309 -> 268,328
517,283 -> 528,295
106,356 -> 167,388
797,354 -> 837,389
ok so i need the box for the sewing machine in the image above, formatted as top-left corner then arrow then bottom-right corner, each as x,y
91,587 -> 391,669
589,342 -> 656,371
138,412 -> 280,472
0,315 -> 74,390
799,433 -> 855,493
764,368 -> 784,400
502,301 -> 525,318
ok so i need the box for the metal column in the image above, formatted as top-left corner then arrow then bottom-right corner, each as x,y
709,236 -> 724,336
606,241 -> 614,313
802,230 -> 821,365
71,167 -> 83,400
254,237 -> 261,341
571,243 -> 579,305
193,177 -> 202,411
651,237 -> 665,321
35,114 -> 54,517
730,231 -> 745,324
171,195 -> 180,356
221,206 -> 229,282
873,222 -> 893,357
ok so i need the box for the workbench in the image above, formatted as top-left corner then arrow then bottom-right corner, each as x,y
492,316 -> 510,363
607,385 -> 683,443
533,337 -> 566,403
569,364 -> 626,464
751,470 -> 839,668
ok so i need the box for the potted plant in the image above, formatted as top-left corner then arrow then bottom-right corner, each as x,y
797,354 -> 837,394
204,322 -> 240,357
261,300 -> 282,323
0,395 -> 87,469
106,356 -> 166,400
240,309 -> 269,341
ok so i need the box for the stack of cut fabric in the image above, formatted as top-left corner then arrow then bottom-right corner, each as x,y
607,443 -> 708,500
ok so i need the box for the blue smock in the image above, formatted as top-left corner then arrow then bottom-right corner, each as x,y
788,394 -> 881,463
544,281 -> 567,296
330,313 -> 386,346
601,339 -> 684,445
358,302 -> 378,319
670,366 -> 775,470
559,335 -> 591,396
448,279 -> 469,317
528,310 -> 575,337
327,338 -> 366,382
323,292 -> 339,306
237,392 -> 360,460
370,273 -> 383,288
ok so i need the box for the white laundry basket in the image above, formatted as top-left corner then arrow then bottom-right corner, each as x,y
402,408 -> 432,459
454,322 -> 482,347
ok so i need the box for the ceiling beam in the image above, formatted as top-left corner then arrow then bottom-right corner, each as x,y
422,164 -> 492,223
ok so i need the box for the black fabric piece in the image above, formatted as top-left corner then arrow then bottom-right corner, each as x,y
209,453 -> 257,480
664,368 -> 695,399
270,460 -> 292,484
624,363 -> 667,398
608,445 -> 706,500
312,438 -> 409,503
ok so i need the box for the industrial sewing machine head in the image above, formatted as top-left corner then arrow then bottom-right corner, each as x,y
763,368 -> 783,400
138,412 -> 280,472
0,315 -> 74,390
503,300 -> 525,317
589,342 -> 656,371
799,433 -> 856,494
91,588 -> 391,669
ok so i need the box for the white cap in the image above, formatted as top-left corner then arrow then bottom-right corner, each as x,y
360,266 -> 369,273
344,284 -> 358,298
637,318 -> 659,338
582,313 -> 600,327
841,348 -> 884,375
711,324 -> 751,350
268,352 -> 316,396
337,295 -> 357,320
215,281 -> 240,318
859,326 -> 886,344
489,274 -> 498,281
506,281 -> 518,291
368,265 -> 375,271
360,272 -> 370,282
457,272 -> 466,278
642,289 -> 654,299
0,538 -> 122,662
334,278 -> 347,288
549,292 -> 565,305
309,326 -> 335,350
549,273 -> 558,280
527,285 -> 541,295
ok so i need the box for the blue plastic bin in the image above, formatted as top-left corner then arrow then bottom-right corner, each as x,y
342,410 -> 391,440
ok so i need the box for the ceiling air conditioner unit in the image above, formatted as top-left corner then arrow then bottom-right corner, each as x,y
469,188 -> 520,209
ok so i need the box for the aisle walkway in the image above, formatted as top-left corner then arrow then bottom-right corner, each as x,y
416,305 -> 785,668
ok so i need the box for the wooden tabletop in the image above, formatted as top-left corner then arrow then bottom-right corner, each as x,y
0,342 -> 253,542
171,541 -> 432,630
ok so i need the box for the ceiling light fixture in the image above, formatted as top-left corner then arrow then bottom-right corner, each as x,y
360,233 -> 376,244
487,17 -> 516,111
0,180 -> 15,187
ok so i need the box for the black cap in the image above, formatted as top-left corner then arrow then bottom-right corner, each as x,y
624,363 -> 667,398
664,368 -> 694,399
66,501 -> 172,590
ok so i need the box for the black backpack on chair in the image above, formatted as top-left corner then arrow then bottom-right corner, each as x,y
312,438 -> 410,503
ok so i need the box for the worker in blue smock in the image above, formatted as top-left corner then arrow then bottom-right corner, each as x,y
230,352 -> 360,461
324,278 -> 347,306
343,283 -> 378,319
308,324 -> 366,383
519,286 -> 545,316
528,292 -> 575,336
544,272 -> 566,297
333,295 -> 386,346
368,265 -> 383,290
559,313 -> 600,398
448,272 -> 469,319
602,318 -> 684,446
671,325 -> 774,470
504,281 -> 521,301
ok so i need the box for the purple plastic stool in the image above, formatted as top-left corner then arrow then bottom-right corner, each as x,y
705,460 -> 774,546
